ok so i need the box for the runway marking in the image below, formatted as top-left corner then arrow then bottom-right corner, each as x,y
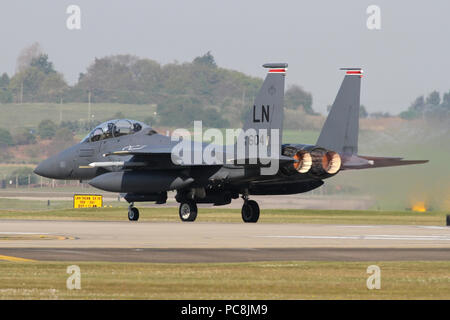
338,226 -> 378,228
257,235 -> 450,241
0,232 -> 76,241
0,232 -> 49,235
418,226 -> 450,230
0,255 -> 37,262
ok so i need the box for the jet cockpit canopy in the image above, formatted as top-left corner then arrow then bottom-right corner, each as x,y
81,119 -> 151,143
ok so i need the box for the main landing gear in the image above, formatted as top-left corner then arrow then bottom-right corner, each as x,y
241,193 -> 260,223
178,200 -> 198,222
127,194 -> 259,223
128,203 -> 139,221
176,192 -> 259,223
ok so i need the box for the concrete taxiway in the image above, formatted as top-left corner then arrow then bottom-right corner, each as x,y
0,220 -> 449,262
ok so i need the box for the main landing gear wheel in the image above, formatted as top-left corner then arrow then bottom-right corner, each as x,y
128,206 -> 139,221
241,199 -> 260,223
179,201 -> 198,222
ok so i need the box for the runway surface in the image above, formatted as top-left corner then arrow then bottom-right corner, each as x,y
1,220 -> 450,262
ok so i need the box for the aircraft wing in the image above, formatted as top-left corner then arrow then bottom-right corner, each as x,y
98,146 -> 297,168
341,154 -> 429,170
99,146 -> 182,167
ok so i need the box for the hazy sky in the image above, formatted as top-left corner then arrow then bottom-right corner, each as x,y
1,1 -> 449,114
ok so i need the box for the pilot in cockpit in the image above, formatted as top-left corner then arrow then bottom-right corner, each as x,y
132,122 -> 142,133
103,123 -> 114,140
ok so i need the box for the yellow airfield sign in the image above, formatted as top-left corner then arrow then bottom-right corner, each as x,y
73,194 -> 103,208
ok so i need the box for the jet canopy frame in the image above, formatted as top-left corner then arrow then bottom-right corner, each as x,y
81,119 -> 151,143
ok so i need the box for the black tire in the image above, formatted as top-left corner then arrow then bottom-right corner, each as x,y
242,200 -> 260,223
447,215 -> 450,226
128,207 -> 139,221
179,201 -> 198,222
248,200 -> 260,222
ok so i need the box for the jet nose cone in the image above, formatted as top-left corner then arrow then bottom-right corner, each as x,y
34,146 -> 76,179
34,159 -> 54,178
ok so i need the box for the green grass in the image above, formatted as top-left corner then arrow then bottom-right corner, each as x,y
0,184 -> 107,194
0,198 -> 77,211
0,164 -> 35,176
0,200 -> 447,225
0,261 -> 448,299
282,130 -> 319,145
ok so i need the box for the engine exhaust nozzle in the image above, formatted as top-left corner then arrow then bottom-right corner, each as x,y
293,150 -> 312,173
322,151 -> 341,174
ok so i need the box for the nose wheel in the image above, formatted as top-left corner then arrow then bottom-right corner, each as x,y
241,193 -> 260,223
179,201 -> 198,222
128,204 -> 139,221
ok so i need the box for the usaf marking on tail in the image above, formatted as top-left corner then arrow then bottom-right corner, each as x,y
253,105 -> 270,123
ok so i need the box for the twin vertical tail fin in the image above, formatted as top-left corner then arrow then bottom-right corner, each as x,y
317,68 -> 428,170
240,63 -> 287,158
316,68 -> 362,156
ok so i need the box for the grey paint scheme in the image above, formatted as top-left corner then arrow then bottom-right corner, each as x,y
241,65 -> 285,157
34,64 -> 427,204
317,71 -> 360,155
91,171 -> 194,193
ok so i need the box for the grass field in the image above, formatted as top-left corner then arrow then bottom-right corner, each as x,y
282,130 -> 318,145
0,261 -> 448,299
0,199 -> 447,225
0,164 -> 35,176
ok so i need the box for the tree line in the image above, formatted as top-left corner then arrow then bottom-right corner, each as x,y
0,44 -> 315,129
400,90 -> 450,120
0,119 -> 74,148
2,42 -> 446,131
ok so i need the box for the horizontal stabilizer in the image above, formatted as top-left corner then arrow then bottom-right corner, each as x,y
342,154 -> 428,170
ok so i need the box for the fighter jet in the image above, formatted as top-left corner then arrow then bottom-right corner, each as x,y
34,63 -> 428,222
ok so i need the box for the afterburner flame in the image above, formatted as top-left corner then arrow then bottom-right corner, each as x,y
293,151 -> 312,173
412,201 -> 427,212
322,151 -> 341,174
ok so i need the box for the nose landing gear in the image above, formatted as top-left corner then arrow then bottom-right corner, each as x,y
128,203 -> 139,221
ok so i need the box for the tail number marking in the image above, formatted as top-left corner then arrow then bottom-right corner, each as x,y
245,134 -> 268,146
253,105 -> 270,123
